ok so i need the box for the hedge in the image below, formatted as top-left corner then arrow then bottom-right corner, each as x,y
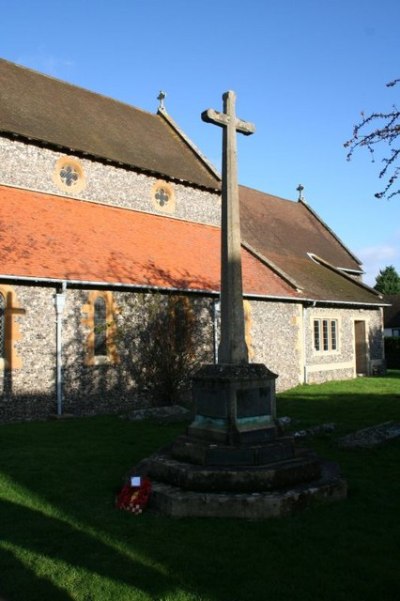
384,337 -> 400,368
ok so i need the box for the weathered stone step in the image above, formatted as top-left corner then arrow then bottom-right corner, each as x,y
171,434 -> 295,466
146,461 -> 347,518
138,451 -> 321,493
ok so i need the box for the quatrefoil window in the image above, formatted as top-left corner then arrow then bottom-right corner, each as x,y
152,181 -> 175,213
155,188 -> 170,206
53,157 -> 86,193
60,165 -> 79,187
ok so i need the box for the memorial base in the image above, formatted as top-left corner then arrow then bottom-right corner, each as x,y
134,363 -> 347,518
144,461 -> 347,519
188,363 -> 278,445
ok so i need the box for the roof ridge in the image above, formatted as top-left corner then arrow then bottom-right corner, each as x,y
239,184 -> 296,204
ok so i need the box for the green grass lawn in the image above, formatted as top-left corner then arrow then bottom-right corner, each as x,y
0,373 -> 399,601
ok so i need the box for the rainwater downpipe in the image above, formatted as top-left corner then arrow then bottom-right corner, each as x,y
55,282 -> 66,417
212,299 -> 220,363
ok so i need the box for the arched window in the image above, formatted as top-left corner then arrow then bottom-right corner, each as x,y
94,296 -> 107,356
0,293 -> 5,359
82,291 -> 119,365
168,296 -> 193,354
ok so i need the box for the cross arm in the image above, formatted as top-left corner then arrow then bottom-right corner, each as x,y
201,108 -> 255,136
236,118 -> 256,136
201,108 -> 229,127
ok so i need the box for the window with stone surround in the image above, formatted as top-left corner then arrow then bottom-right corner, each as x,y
94,297 -> 107,357
313,318 -> 338,352
82,291 -> 119,365
0,286 -> 23,369
169,295 -> 193,354
53,156 -> 86,193
152,181 -> 175,213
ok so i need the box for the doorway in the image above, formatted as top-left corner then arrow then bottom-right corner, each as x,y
354,320 -> 368,375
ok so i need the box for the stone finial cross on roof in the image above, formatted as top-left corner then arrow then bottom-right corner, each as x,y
202,91 -> 255,364
297,184 -> 305,201
157,91 -> 166,110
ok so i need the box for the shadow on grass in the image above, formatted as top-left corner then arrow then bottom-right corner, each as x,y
0,497 -> 178,601
1,373 -> 400,601
0,545 -> 72,601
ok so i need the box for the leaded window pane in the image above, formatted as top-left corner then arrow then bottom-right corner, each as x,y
173,298 -> 187,353
314,318 -> 338,352
313,320 -> 320,351
323,320 -> 329,351
60,164 -> 79,187
94,297 -> 107,356
331,321 -> 337,350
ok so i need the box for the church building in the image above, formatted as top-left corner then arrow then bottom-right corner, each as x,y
0,58 -> 385,422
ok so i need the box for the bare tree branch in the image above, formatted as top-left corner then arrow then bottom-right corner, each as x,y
344,80 -> 400,199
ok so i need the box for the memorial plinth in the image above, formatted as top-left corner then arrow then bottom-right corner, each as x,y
188,363 -> 277,445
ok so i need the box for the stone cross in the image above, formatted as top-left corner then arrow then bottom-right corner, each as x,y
202,91 -> 255,364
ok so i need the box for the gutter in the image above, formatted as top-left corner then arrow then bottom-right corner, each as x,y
0,273 -> 303,302
245,293 -> 388,307
0,274 -> 389,307
0,273 -> 219,297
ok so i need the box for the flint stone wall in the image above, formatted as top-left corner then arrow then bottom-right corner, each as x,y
0,285 -> 55,421
0,285 -> 214,422
0,284 -> 385,422
248,300 -> 303,392
0,137 -> 221,226
304,306 -> 383,385
248,301 -> 384,390
62,290 -> 214,416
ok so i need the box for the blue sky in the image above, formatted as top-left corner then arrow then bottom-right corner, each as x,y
1,0 -> 399,285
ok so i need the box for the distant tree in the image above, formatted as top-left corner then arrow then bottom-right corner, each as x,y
374,265 -> 400,294
344,79 -> 400,199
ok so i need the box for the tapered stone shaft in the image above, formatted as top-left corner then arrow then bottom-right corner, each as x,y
202,91 -> 255,364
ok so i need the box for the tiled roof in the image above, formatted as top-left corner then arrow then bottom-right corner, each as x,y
240,186 -> 361,270
240,186 -> 381,305
0,59 -> 220,191
0,185 -> 299,298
